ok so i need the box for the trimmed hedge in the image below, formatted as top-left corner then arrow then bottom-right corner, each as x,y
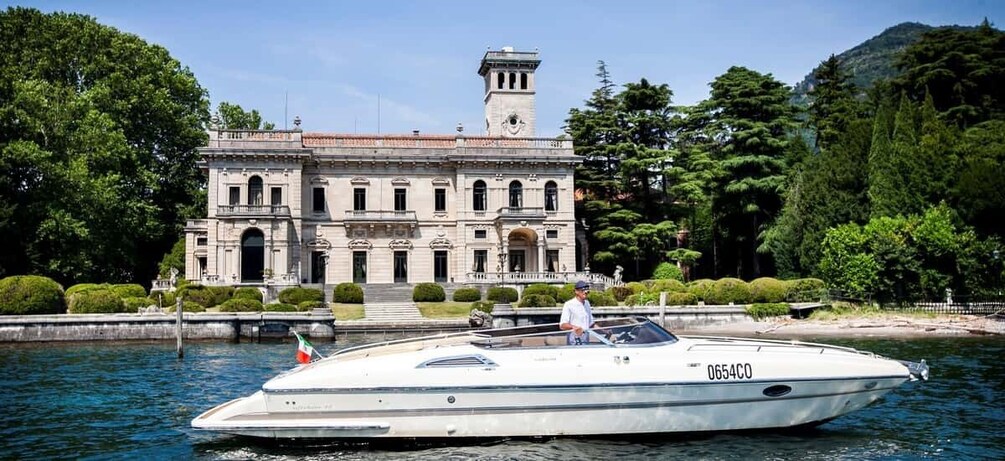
68,289 -> 127,314
556,283 -> 576,302
518,294 -> 557,307
298,300 -> 325,311
65,283 -> 103,299
452,287 -> 482,302
278,287 -> 323,305
651,262 -> 684,281
166,301 -> 205,313
624,281 -> 647,295
608,286 -> 633,302
487,287 -> 519,303
650,279 -> 687,293
523,284 -> 559,300
746,303 -> 790,320
668,292 -> 698,305
111,284 -> 146,299
705,278 -> 752,305
626,292 -> 658,307
233,287 -> 264,302
333,283 -> 364,303
218,298 -> 263,312
178,285 -> 233,308
786,278 -> 827,301
123,297 -> 155,312
587,291 -> 617,307
0,275 -> 66,315
687,279 -> 716,301
471,300 -> 494,314
413,283 -> 446,302
749,277 -> 787,303
265,303 -> 298,312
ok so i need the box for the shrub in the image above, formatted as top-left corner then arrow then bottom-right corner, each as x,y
607,285 -> 633,301
786,278 -> 827,302
705,278 -> 752,305
626,291 -> 659,306
556,283 -> 576,302
218,298 -> 263,312
413,283 -> 446,302
651,279 -> 687,293
624,281 -> 647,295
68,289 -> 127,314
166,301 -> 205,313
333,283 -> 364,303
668,292 -> 698,306
587,291 -> 617,307
651,262 -> 684,281
471,300 -> 494,314
487,287 -> 519,303
518,294 -> 557,307
65,283 -> 104,298
298,300 -> 325,311
749,277 -> 788,303
452,287 -> 482,302
746,303 -> 790,320
279,287 -> 323,305
687,279 -> 716,301
265,303 -> 298,312
178,285 -> 232,308
0,275 -> 66,315
233,287 -> 264,302
523,284 -> 559,300
111,284 -> 146,299
123,297 -> 155,312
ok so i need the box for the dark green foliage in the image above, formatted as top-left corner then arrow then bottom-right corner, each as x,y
165,301 -> 205,313
298,301 -> 324,311
486,287 -> 518,303
68,289 -> 126,313
216,101 -> 274,130
158,238 -> 186,278
233,287 -> 263,302
518,294 -> 557,307
0,8 -> 210,285
687,279 -> 715,301
218,298 -> 262,312
705,278 -> 752,305
264,303 -> 297,312
651,262 -> 683,281
556,283 -> 576,302
522,284 -> 559,300
65,283 -> 104,298
608,286 -> 633,302
333,283 -> 364,304
123,297 -> 154,312
650,279 -> 687,293
278,287 -> 322,305
785,278 -> 828,301
413,283 -> 445,302
471,301 -> 494,314
749,278 -> 788,303
452,287 -> 482,302
746,303 -> 791,320
953,120 -> 1005,237
0,275 -> 65,315
178,285 -> 232,308
667,292 -> 698,306
586,291 -> 617,307
111,284 -> 146,299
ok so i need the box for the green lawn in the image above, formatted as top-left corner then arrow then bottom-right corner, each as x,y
331,303 -> 365,320
417,302 -> 475,319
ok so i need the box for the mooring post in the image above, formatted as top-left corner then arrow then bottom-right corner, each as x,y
659,291 -> 667,328
176,295 -> 184,358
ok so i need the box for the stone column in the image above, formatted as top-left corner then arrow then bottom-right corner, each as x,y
537,239 -> 545,273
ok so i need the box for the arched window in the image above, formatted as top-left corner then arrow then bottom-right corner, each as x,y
473,180 -> 487,211
497,73 -> 504,89
544,181 -> 558,211
240,228 -> 265,282
521,73 -> 528,90
509,72 -> 516,90
248,176 -> 263,205
509,181 -> 523,208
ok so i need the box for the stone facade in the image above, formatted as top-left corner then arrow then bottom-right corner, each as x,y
183,48 -> 603,289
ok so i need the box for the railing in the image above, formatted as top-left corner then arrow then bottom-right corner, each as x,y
461,137 -> 571,149
495,207 -> 546,219
893,296 -> 1005,315
217,205 -> 291,217
218,129 -> 299,141
483,50 -> 540,60
302,134 -> 572,149
343,210 -> 418,222
464,272 -> 618,287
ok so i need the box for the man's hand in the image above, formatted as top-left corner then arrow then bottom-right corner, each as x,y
573,326 -> 584,336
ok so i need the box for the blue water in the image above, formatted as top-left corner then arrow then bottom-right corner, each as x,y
0,336 -> 1002,460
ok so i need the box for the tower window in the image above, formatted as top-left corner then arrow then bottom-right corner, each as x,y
473,180 -> 487,211
521,73 -> 528,90
509,72 -> 516,89
545,181 -> 558,211
497,73 -> 504,89
509,180 -> 523,208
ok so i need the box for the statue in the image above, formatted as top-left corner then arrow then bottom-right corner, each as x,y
613,265 -> 623,286
469,309 -> 493,328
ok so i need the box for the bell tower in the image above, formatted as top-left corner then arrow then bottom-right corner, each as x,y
478,47 -> 540,137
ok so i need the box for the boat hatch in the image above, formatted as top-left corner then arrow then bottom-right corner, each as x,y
417,354 -> 498,369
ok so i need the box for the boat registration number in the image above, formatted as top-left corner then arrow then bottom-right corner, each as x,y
707,363 -> 753,380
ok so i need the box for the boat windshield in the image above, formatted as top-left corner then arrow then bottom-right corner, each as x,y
471,317 -> 677,349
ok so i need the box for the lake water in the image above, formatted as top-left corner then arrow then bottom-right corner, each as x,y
1,335 -> 1002,460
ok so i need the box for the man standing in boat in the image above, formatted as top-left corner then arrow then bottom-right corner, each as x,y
560,280 -> 595,344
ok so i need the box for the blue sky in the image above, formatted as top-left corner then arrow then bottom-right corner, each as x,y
9,0 -> 1003,137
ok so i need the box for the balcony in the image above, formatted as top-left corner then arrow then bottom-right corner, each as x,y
344,210 -> 418,223
217,205 -> 291,217
495,207 -> 546,222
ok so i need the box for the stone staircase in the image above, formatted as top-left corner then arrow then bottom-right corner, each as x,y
362,302 -> 425,322
360,283 -> 415,303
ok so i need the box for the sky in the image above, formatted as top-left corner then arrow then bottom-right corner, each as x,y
8,0 -> 1004,137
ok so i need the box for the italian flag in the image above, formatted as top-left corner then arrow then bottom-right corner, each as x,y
293,331 -> 316,364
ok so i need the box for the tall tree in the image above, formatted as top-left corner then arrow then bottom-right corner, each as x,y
216,101 -> 275,130
808,54 -> 863,151
0,7 -> 209,285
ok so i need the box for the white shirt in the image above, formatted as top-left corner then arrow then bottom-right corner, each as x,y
561,296 -> 593,344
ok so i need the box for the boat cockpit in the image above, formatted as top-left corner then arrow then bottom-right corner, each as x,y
471,317 -> 678,349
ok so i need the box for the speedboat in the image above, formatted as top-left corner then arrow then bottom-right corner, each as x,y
192,317 -> 928,439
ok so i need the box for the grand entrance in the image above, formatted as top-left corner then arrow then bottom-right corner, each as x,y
506,228 -> 538,272
240,229 -> 265,282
